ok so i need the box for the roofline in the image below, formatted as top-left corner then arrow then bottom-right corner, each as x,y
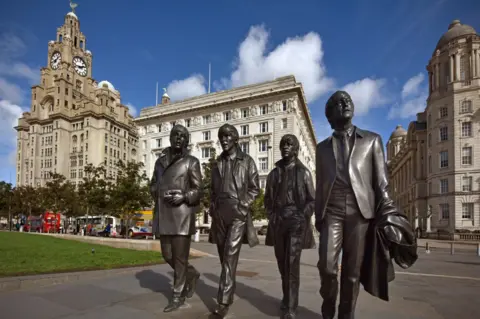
135,76 -> 317,144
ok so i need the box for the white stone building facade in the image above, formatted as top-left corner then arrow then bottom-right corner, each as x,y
15,8 -> 139,187
387,20 -> 480,233
135,76 -> 317,226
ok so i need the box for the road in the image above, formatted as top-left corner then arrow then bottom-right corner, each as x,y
1,242 -> 479,318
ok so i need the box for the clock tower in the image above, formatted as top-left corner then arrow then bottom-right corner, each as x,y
15,3 -> 139,187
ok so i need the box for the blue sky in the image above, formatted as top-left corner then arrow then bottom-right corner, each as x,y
0,0 -> 479,184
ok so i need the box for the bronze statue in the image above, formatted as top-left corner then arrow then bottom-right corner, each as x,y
208,123 -> 260,317
315,91 -> 417,319
150,124 -> 203,313
264,134 -> 316,319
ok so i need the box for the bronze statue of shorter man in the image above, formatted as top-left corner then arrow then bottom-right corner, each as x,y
209,123 -> 260,317
150,124 -> 203,313
265,134 -> 316,319
315,91 -> 417,319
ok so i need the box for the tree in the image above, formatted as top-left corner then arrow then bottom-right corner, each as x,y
251,188 -> 267,221
0,181 -> 13,229
12,185 -> 44,218
78,164 -> 113,218
111,160 -> 152,231
200,148 -> 216,218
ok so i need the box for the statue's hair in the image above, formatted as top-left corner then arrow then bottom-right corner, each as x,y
325,90 -> 352,122
280,134 -> 300,157
218,124 -> 239,143
170,124 -> 190,146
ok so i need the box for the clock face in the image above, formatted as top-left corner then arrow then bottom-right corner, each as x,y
50,52 -> 62,70
73,56 -> 87,77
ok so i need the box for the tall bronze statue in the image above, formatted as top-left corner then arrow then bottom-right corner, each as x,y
264,134 -> 316,319
208,123 -> 260,317
150,124 -> 203,313
315,91 -> 417,319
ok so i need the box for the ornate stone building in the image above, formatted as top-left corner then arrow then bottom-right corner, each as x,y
387,20 -> 480,233
135,75 -> 317,226
14,6 -> 138,187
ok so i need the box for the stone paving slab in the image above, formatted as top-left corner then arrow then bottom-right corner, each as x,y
1,243 -> 479,318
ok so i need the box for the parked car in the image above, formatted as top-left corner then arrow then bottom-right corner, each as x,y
257,225 -> 268,236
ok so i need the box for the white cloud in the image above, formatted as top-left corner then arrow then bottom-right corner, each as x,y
0,99 -> 24,150
401,73 -> 425,99
166,74 -> 207,101
0,34 -> 27,59
0,77 -> 24,104
0,62 -> 39,84
126,103 -> 137,117
388,72 -> 427,119
216,25 -> 335,102
341,78 -> 390,116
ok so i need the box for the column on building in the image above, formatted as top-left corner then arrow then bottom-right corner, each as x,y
455,53 -> 461,81
449,55 -> 454,82
476,49 -> 480,78
471,51 -> 476,78
435,63 -> 440,89
429,72 -> 433,93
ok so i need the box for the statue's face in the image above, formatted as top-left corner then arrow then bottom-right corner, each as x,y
330,92 -> 355,123
280,138 -> 296,160
170,128 -> 188,151
219,129 -> 236,152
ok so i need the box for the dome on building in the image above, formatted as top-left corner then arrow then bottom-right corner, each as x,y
162,91 -> 170,99
436,20 -> 477,50
97,81 -> 115,91
66,12 -> 78,19
390,125 -> 407,140
85,50 -> 92,55
48,40 -> 55,45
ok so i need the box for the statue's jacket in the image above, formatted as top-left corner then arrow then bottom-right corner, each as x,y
150,147 -> 203,236
208,149 -> 260,247
264,159 -> 316,249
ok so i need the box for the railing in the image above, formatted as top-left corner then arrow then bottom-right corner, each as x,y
424,240 -> 480,257
457,233 -> 480,241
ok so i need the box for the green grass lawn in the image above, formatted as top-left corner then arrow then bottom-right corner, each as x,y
0,232 -> 164,277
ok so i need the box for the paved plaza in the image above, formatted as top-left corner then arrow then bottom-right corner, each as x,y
1,242 -> 479,319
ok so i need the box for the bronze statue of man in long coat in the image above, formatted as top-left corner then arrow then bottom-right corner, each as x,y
315,91 -> 416,319
150,124 -> 203,313
208,123 -> 260,318
264,134 -> 316,319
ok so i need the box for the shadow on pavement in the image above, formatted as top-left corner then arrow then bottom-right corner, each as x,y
203,273 -> 321,319
135,269 -> 171,302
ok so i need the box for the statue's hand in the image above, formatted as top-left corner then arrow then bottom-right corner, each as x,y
170,193 -> 185,206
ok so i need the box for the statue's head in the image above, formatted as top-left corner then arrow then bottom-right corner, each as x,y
218,124 -> 239,153
279,134 -> 299,161
325,90 -> 355,129
169,124 -> 189,151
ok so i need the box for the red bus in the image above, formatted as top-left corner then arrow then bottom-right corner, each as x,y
24,212 -> 61,233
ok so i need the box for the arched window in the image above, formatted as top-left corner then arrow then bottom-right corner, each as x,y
72,135 -> 78,144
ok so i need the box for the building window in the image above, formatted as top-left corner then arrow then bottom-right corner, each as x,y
223,111 -> 232,121
439,178 -> 448,194
143,140 -> 147,149
461,146 -> 472,165
259,122 -> 268,133
428,133 -> 431,147
203,115 -> 211,125
439,107 -> 448,118
460,100 -> 472,114
259,140 -> 268,152
202,131 -> 211,141
439,126 -> 448,141
157,124 -> 162,132
440,203 -> 449,220
428,182 -> 432,195
462,203 -> 474,219
281,118 -> 287,129
240,142 -> 249,154
282,100 -> 287,111
241,108 -> 248,118
460,55 -> 467,81
461,122 -> 472,137
240,125 -> 249,136
201,147 -> 212,158
260,104 -> 268,115
185,119 -> 191,127
258,157 -> 268,171
439,151 -> 448,168
462,176 -> 472,192
260,178 -> 266,189
156,139 -> 162,148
